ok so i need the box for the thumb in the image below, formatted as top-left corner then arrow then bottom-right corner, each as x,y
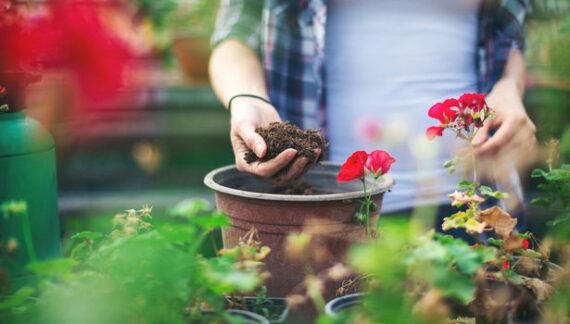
472,120 -> 492,146
239,123 -> 267,158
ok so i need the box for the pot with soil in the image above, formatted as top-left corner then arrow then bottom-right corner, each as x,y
204,123 -> 393,298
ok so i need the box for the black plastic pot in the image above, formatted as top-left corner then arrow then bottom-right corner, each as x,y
227,309 -> 270,324
227,297 -> 289,323
324,293 -> 364,317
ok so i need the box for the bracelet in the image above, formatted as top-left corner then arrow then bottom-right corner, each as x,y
227,94 -> 272,112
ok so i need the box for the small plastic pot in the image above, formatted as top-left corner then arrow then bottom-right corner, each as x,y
227,309 -> 270,324
227,297 -> 289,323
324,293 -> 365,317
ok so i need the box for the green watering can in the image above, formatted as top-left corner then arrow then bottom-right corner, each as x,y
0,78 -> 61,292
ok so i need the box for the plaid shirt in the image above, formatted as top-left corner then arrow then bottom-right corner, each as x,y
213,0 -> 532,219
212,0 -> 531,132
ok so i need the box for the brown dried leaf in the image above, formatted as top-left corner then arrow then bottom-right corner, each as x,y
478,207 -> 517,239
522,277 -> 554,302
514,256 -> 540,278
503,233 -> 524,252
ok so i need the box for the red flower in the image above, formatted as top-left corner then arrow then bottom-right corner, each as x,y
365,150 -> 396,178
426,126 -> 445,140
0,85 -> 6,97
337,151 -> 368,182
428,99 -> 460,124
426,99 -> 460,140
459,93 -> 486,112
522,239 -> 529,250
502,261 -> 510,271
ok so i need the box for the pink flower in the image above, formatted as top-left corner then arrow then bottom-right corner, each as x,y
365,150 -> 396,178
337,151 -> 368,182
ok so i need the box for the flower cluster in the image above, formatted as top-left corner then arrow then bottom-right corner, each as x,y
336,150 -> 395,237
337,150 -> 396,182
426,93 -> 493,140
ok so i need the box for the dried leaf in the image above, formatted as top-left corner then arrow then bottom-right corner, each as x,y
522,277 -> 554,302
478,207 -> 517,239
514,256 -> 540,278
503,234 -> 524,252
413,289 -> 450,321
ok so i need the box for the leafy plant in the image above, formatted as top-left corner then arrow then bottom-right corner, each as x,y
0,200 -> 269,324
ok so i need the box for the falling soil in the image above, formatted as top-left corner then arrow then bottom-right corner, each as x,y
244,122 -> 328,192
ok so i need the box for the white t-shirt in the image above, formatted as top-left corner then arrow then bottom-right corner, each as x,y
326,0 -> 482,212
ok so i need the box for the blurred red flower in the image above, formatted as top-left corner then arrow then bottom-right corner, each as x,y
522,239 -> 529,250
337,151 -> 368,182
502,261 -> 510,270
365,150 -> 396,178
2,2 -> 135,101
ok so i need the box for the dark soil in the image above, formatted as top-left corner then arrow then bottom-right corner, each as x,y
244,122 -> 327,165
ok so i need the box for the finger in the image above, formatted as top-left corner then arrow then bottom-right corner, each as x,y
238,148 -> 297,177
276,157 -> 310,185
472,120 -> 492,147
237,123 -> 267,158
313,148 -> 322,162
475,119 -> 518,156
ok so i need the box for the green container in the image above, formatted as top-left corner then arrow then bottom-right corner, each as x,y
0,111 -> 61,289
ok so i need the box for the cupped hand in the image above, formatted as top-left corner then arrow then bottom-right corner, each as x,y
230,97 -> 311,182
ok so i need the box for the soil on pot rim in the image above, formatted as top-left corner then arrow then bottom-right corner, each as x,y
244,122 -> 327,167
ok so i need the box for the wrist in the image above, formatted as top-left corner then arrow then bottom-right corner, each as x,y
494,76 -> 524,97
228,94 -> 276,115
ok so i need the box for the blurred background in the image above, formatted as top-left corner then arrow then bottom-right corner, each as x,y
1,0 -> 569,240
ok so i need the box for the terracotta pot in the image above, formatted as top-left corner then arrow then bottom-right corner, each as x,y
204,163 -> 394,298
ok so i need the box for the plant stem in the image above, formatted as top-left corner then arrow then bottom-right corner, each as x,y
361,178 -> 371,238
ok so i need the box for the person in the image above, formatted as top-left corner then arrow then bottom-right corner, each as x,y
208,0 -> 536,221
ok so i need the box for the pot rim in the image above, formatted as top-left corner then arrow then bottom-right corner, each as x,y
204,162 -> 395,202
324,292 -> 366,317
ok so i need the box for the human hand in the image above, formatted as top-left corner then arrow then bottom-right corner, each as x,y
472,78 -> 538,170
230,97 -> 312,182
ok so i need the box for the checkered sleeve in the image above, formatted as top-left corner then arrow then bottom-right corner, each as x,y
501,0 -> 532,51
210,0 -> 263,50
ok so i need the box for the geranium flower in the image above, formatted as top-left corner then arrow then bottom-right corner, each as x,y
337,151 -> 368,182
459,93 -> 486,112
426,99 -> 460,139
365,150 -> 396,179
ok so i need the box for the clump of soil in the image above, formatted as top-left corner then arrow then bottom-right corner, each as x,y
245,122 -> 327,165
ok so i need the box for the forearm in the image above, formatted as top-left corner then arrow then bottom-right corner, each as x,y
494,49 -> 526,97
209,39 -> 268,108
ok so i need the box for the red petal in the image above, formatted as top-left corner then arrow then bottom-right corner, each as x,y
426,126 -> 444,140
337,151 -> 368,182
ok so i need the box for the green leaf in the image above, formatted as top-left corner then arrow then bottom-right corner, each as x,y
487,237 -> 504,247
193,212 -> 230,229
71,231 -> 103,241
27,259 -> 77,277
0,287 -> 35,310
443,158 -> 458,174
504,270 -> 524,285
170,199 -> 212,218
478,186 -> 508,199
531,197 -> 553,207
531,168 -> 547,179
